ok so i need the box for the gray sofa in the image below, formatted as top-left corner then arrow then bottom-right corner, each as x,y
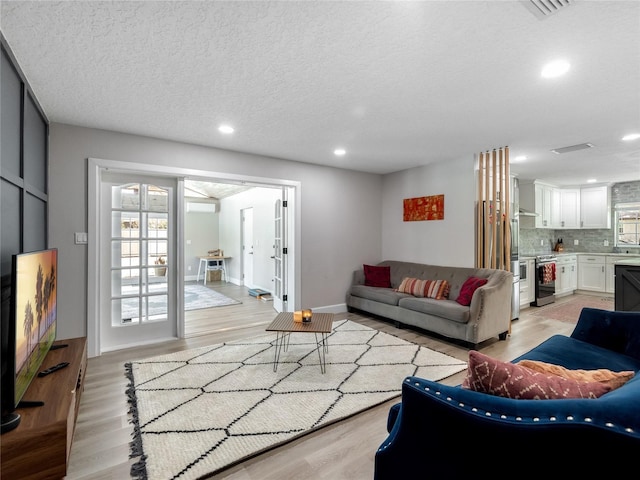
346,260 -> 513,347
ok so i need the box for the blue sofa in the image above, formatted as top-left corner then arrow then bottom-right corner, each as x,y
374,308 -> 640,478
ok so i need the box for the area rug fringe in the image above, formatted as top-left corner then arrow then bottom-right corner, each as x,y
125,362 -> 148,480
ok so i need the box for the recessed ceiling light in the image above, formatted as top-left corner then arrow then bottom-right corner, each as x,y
622,133 -> 640,141
334,148 -> 346,156
541,60 -> 570,78
587,178 -> 597,183
514,155 -> 527,162
218,125 -> 235,134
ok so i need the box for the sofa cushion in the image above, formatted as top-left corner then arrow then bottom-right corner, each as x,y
397,277 -> 450,299
398,297 -> 470,324
350,285 -> 410,306
364,264 -> 392,288
455,276 -> 488,306
462,350 -> 611,399
516,359 -> 634,390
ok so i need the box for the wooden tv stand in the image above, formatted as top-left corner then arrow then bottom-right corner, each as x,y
1,337 -> 87,480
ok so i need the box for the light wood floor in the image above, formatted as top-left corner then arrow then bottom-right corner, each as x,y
64,288 -> 606,480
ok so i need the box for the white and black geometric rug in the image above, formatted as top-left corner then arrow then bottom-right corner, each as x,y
125,319 -> 467,480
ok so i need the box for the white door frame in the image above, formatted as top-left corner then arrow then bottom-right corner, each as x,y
241,207 -> 254,288
87,157 -> 300,358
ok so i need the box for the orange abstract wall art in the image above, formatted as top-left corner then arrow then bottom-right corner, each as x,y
403,194 -> 445,221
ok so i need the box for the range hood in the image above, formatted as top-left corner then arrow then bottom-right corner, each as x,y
518,207 -> 539,217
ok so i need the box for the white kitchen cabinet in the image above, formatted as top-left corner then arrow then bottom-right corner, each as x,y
580,185 -> 611,229
606,255 -> 629,293
557,189 -> 581,229
520,181 -> 555,228
536,182 -> 556,228
519,259 -> 535,307
556,255 -> 577,296
520,181 -> 610,230
578,255 -> 606,292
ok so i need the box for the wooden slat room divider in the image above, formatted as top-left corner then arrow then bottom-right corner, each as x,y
476,147 -> 512,272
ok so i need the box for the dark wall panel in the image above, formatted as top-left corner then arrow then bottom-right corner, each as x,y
0,180 -> 21,275
23,193 -> 46,253
0,42 -> 49,268
1,48 -> 22,179
23,92 -> 47,193
1,37 -> 49,421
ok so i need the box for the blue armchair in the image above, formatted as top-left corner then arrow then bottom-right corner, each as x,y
374,308 -> 640,478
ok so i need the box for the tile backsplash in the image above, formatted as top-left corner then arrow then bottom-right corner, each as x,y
519,179 -> 640,256
520,228 -> 615,255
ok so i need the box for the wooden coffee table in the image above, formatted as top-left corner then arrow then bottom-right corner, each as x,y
266,312 -> 334,373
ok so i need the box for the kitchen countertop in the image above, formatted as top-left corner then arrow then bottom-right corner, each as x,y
613,257 -> 640,266
519,252 -> 640,260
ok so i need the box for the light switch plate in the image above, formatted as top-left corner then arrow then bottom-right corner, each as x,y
74,232 -> 88,244
574,239 -> 579,245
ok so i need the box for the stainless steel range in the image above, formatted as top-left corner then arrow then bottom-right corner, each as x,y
532,254 -> 557,307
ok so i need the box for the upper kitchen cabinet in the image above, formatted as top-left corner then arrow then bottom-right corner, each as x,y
519,180 -> 610,229
557,188 -> 581,229
520,180 -> 555,228
580,185 -> 611,229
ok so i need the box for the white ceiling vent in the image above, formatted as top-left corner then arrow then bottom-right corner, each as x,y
550,143 -> 594,154
522,0 -> 574,20
186,202 -> 217,213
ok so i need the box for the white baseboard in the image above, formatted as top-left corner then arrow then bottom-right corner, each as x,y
310,303 -> 347,314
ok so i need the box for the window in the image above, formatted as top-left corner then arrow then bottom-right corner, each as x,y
615,203 -> 640,248
111,183 -> 170,325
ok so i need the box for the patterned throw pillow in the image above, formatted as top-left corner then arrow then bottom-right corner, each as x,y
461,350 -> 611,400
397,277 -> 450,299
455,276 -> 488,306
363,264 -> 392,288
517,360 -> 634,391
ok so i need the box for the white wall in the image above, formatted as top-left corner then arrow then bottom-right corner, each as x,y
184,205 -> 219,279
48,123 -> 383,340
218,187 -> 282,290
381,157 -> 476,267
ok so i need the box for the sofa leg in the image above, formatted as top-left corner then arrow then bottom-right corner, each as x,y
499,331 -> 508,341
394,321 -> 402,329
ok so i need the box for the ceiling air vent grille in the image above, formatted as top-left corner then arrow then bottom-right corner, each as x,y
550,143 -> 594,154
523,0 -> 574,19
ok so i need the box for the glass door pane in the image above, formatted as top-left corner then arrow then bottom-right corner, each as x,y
110,183 -> 170,325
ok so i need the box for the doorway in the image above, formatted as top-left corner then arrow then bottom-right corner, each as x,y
182,183 -> 289,337
88,157 -> 300,357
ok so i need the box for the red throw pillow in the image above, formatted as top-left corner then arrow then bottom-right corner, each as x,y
462,350 -> 611,400
363,264 -> 391,288
455,276 -> 488,306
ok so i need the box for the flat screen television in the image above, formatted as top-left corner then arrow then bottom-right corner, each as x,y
1,248 -> 57,434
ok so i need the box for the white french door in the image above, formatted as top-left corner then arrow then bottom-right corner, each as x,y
241,207 -> 254,288
272,191 -> 287,313
99,173 -> 178,351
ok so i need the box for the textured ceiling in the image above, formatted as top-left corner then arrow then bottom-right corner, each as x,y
1,1 -> 639,186
184,180 -> 251,199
